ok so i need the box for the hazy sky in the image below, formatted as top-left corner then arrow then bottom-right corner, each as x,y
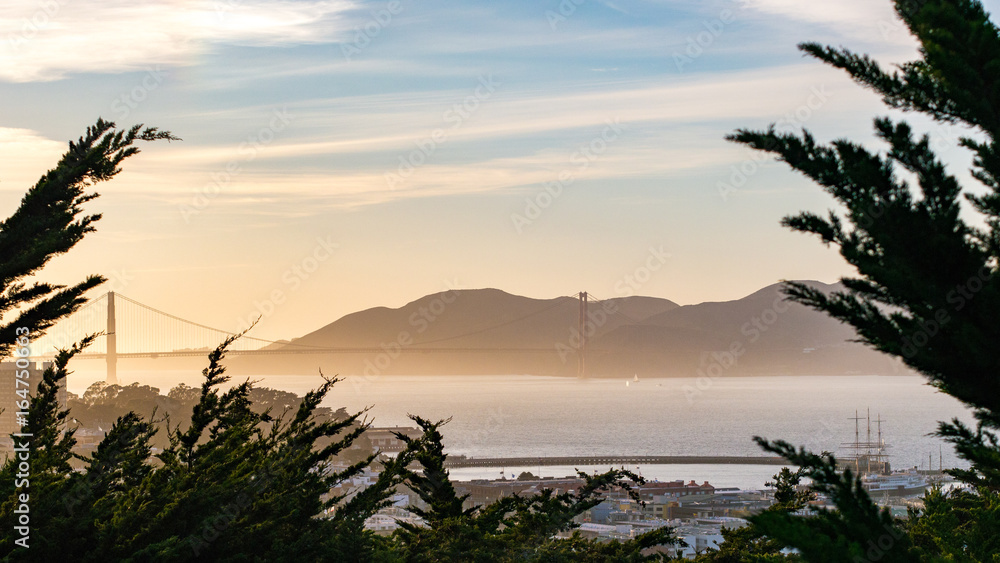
2,0 -> 996,342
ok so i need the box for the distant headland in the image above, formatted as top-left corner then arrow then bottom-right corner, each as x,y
226,281 -> 907,378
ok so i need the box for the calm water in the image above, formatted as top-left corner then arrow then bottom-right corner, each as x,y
70,372 -> 974,489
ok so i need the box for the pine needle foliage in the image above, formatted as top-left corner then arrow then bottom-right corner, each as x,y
387,416 -> 679,562
1,335 -> 401,562
0,119 -> 682,561
725,0 -> 1000,560
0,119 -> 177,359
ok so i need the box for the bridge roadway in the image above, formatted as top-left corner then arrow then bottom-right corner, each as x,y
29,346 -> 565,360
443,455 -> 790,469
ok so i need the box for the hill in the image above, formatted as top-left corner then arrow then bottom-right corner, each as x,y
227,283 -> 906,377
586,281 -> 899,376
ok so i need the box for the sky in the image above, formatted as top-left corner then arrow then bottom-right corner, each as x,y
2,0 -> 997,342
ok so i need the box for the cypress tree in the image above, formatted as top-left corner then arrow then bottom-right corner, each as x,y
727,0 -> 1000,559
0,119 -> 177,358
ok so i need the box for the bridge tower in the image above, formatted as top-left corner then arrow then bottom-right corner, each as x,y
106,291 -> 117,384
578,291 -> 587,378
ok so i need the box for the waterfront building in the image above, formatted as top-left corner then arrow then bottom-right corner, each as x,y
363,506 -> 425,535
671,520 -> 748,559
456,475 -> 585,508
634,480 -> 715,502
366,426 -> 423,453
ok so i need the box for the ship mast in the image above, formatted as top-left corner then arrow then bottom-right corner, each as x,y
874,413 -> 886,474
841,409 -> 889,475
850,410 -> 863,473
867,408 -> 872,474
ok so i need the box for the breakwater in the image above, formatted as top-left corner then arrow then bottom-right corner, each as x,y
444,455 -> 789,469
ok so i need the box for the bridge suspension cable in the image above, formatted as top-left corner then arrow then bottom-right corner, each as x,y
113,293 -> 279,352
29,293 -> 109,355
27,291 -> 618,383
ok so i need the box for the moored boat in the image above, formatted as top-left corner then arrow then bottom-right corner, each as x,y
861,469 -> 928,497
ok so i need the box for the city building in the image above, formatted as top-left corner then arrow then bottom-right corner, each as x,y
366,426 -> 423,452
0,360 -> 59,451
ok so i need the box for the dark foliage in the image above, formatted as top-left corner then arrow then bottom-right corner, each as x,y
0,117 -> 683,561
723,0 -> 1000,560
387,416 -> 679,562
0,119 -> 176,359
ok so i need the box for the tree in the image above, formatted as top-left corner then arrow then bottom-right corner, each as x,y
67,380 -> 372,458
2,336 -> 679,561
766,467 -> 811,511
0,121 -> 404,560
726,0 -> 1000,559
0,118 -> 173,555
692,468 -> 808,563
1,331 -> 404,561
4,119 -> 674,561
0,119 -> 176,359
388,416 -> 679,562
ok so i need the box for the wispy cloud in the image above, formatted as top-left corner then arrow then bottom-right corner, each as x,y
3,0 -> 957,335
136,63 -> 863,163
0,127 -> 65,188
4,60 -> 873,212
741,0 -> 899,37
0,0 -> 355,82
743,0 -> 1000,52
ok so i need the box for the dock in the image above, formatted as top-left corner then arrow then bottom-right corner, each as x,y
443,455 -> 790,469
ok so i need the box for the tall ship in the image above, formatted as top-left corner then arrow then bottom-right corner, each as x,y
838,409 -> 928,498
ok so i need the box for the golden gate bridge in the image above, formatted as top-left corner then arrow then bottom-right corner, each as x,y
28,291 -> 615,384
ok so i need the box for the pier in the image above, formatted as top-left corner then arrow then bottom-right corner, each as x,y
443,455 -> 790,469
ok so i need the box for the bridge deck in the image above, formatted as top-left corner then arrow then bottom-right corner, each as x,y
28,347 -> 567,360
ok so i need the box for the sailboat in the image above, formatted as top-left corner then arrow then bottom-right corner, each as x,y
633,374 -> 639,383
840,409 -> 929,497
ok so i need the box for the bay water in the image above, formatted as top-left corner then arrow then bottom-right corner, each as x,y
70,372 -> 973,489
